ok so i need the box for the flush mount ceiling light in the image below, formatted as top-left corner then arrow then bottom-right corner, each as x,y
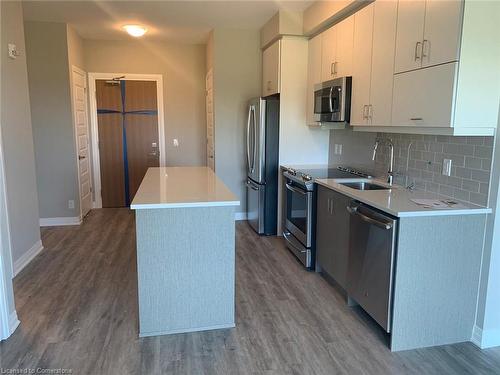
123,25 -> 147,37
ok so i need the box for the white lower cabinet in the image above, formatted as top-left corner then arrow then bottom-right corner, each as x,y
392,62 -> 457,127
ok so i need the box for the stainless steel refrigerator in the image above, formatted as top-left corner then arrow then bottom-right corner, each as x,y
245,97 -> 279,235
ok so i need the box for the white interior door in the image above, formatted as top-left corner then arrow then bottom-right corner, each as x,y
206,69 -> 215,170
72,67 -> 92,218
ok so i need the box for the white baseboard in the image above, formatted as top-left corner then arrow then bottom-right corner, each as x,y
234,212 -> 247,221
8,311 -> 19,335
13,240 -> 43,277
471,325 -> 483,347
39,217 -> 81,227
471,325 -> 500,349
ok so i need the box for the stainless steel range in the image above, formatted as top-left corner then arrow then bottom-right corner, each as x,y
282,166 -> 371,269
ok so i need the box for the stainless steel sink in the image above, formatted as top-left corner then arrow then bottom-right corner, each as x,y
340,181 -> 390,191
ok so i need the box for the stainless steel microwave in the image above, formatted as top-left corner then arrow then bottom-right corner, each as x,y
314,77 -> 352,123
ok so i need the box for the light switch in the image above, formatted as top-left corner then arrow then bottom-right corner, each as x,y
173,139 -> 179,147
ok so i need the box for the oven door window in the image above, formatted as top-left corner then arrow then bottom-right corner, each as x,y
314,86 -> 341,114
285,183 -> 309,235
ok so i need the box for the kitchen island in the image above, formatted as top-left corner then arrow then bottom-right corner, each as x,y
131,167 -> 239,337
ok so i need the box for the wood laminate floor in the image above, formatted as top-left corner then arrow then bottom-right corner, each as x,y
1,208 -> 500,374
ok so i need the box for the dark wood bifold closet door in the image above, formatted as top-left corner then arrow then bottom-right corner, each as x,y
95,79 -> 159,208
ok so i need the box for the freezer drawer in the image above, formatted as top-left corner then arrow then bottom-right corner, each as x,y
346,202 -> 398,332
246,178 -> 265,234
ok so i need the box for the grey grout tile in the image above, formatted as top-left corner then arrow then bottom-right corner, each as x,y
373,132 -> 493,206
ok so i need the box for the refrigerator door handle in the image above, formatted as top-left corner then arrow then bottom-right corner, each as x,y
246,105 -> 252,171
251,106 -> 256,173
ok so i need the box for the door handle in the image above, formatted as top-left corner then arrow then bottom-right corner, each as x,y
414,41 -> 422,61
347,206 -> 393,230
246,105 -> 253,170
329,86 -> 334,112
422,39 -> 429,60
285,183 -> 307,195
78,155 -> 85,160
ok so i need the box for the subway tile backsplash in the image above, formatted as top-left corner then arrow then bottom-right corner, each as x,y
373,133 -> 494,206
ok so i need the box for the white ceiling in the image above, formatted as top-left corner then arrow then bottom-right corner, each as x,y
22,1 -> 314,44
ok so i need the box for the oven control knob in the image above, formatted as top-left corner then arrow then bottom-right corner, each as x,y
302,174 -> 312,181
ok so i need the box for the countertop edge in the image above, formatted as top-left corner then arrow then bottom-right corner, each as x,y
131,200 -> 240,210
315,179 -> 491,218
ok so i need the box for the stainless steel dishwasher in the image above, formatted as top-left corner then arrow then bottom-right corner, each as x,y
346,201 -> 398,333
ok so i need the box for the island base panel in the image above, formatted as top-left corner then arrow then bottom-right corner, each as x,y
135,206 -> 236,336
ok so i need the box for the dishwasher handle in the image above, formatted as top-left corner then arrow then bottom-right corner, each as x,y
347,206 -> 393,230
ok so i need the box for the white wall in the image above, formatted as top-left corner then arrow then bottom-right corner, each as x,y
210,29 -> 262,214
84,39 -> 207,167
476,110 -> 500,348
1,1 -> 41,269
25,21 -> 81,220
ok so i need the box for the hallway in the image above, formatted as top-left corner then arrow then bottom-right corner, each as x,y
1,209 -> 500,374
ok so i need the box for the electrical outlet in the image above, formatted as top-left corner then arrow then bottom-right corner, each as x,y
334,144 -> 343,155
68,200 -> 75,209
8,44 -> 20,59
442,159 -> 452,176
173,139 -> 179,147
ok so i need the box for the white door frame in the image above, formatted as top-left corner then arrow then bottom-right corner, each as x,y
88,73 -> 166,208
0,121 -> 19,341
71,65 -> 92,220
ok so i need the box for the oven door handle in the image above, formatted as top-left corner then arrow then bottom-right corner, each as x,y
286,183 -> 307,195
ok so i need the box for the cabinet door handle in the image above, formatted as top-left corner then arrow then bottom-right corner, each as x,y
368,104 -> 373,119
334,61 -> 338,75
414,41 -> 422,61
330,62 -> 335,76
267,80 -> 272,92
422,39 -> 429,60
410,117 -> 423,121
363,105 -> 368,120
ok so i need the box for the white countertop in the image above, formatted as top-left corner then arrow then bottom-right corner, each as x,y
131,167 -> 240,210
316,178 -> 491,218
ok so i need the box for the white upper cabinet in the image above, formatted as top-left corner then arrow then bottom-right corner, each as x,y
421,0 -> 463,68
394,0 -> 463,74
394,0 -> 426,73
391,1 -> 500,134
351,1 -> 397,127
392,63 -> 457,127
350,4 -> 374,126
320,15 -> 354,82
321,26 -> 337,82
262,40 -> 281,96
306,35 -> 322,125
370,0 -> 398,126
335,16 -> 354,78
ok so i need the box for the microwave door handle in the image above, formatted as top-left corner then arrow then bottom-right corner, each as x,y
329,86 -> 334,112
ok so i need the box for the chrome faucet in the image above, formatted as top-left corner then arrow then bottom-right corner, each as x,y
372,138 -> 394,185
